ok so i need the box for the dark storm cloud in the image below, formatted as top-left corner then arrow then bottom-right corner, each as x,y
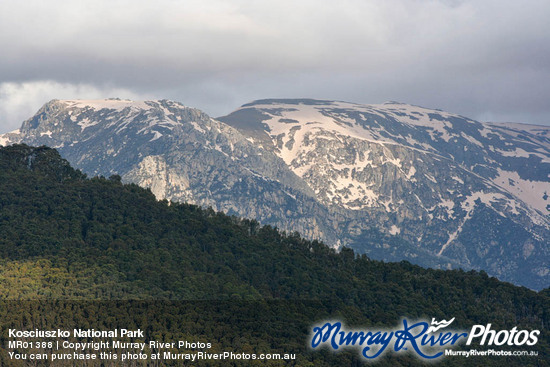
1,0 -> 549,132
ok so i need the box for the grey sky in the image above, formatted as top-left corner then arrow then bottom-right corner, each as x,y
1,0 -> 549,133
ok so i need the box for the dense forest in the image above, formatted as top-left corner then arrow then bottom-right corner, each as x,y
0,144 -> 548,366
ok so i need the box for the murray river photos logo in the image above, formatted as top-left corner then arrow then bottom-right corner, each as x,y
310,318 -> 540,360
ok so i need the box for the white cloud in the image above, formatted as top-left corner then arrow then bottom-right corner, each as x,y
0,0 -> 549,125
2,0 -> 547,74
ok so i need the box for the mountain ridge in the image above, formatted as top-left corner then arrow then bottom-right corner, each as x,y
1,143 -> 549,366
1,98 -> 548,289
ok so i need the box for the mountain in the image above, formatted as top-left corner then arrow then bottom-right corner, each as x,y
0,99 -> 334,242
1,98 -> 549,289
219,99 -> 550,289
0,144 -> 548,366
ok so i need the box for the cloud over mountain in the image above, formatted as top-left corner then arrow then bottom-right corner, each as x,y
1,0 -> 550,133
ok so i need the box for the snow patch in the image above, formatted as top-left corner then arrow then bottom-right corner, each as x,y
373,102 -> 455,142
78,118 -> 99,131
494,147 -> 550,162
62,99 -> 154,111
405,166 -> 416,180
389,225 -> 401,235
189,121 -> 206,134
452,176 -> 464,184
492,169 -> 550,214
150,131 -> 163,141
461,132 -> 483,148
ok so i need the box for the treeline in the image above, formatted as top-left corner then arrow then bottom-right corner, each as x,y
0,144 -> 548,366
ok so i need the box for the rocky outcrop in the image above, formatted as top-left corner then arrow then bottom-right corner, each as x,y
2,98 -> 548,289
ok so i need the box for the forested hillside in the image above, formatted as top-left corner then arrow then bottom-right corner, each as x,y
0,144 -> 548,366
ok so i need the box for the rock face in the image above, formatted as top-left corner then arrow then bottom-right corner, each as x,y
2,98 -> 549,289
0,99 -> 330,242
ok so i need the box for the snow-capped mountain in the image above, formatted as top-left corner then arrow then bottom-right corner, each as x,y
0,99 -> 333,239
221,99 -> 549,213
2,98 -> 549,289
